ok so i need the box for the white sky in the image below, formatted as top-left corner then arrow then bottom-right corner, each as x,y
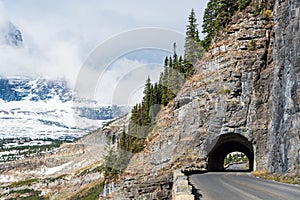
0,0 -> 208,105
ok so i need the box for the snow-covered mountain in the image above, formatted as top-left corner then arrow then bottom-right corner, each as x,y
0,77 -> 130,140
0,23 -> 129,139
0,78 -> 72,102
0,22 -> 23,47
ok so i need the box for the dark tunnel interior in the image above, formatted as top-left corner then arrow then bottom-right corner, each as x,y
207,133 -> 254,172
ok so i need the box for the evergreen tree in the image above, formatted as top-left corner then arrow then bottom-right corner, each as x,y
202,0 -> 251,50
153,83 -> 161,105
119,130 -> 127,151
161,57 -> 169,106
102,144 -> 118,175
143,77 -> 152,110
184,9 -> 205,66
202,0 -> 219,50
179,56 -> 184,74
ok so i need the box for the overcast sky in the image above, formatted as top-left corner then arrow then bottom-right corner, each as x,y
0,0 -> 208,104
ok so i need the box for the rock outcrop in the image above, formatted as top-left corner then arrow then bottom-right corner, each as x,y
100,0 -> 300,199
123,0 -> 276,173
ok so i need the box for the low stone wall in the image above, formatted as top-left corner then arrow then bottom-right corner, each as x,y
172,170 -> 194,200
100,172 -> 172,199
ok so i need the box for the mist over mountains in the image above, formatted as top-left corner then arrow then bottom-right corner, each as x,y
0,77 -> 130,140
0,21 -> 23,47
0,20 -> 132,140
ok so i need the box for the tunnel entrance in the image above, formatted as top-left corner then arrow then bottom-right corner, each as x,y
207,133 -> 254,172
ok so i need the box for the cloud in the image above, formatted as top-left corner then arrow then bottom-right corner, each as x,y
0,1 -> 6,28
94,58 -> 164,105
0,34 -> 82,86
0,1 -> 82,86
0,0 -> 209,104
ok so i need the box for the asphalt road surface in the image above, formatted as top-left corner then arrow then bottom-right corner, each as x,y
188,172 -> 300,200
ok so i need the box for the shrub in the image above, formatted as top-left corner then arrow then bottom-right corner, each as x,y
249,39 -> 256,51
263,9 -> 273,18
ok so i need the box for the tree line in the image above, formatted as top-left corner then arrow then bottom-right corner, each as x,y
102,50 -> 199,175
120,52 -> 194,154
118,7 -> 206,156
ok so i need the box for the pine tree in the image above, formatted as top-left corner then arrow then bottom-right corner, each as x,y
119,130 -> 127,151
179,56 -> 184,74
143,77 -> 152,126
202,0 -> 250,50
153,83 -> 160,105
159,72 -> 167,106
184,9 -> 205,66
202,0 -> 219,50
102,144 -> 118,175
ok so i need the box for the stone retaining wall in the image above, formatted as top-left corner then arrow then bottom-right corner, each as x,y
172,170 -> 194,200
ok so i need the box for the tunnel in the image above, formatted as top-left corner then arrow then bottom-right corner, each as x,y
207,133 -> 254,171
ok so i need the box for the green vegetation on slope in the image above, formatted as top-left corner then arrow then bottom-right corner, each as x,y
1,188 -> 45,200
70,181 -> 105,200
252,170 -> 300,185
118,9 -> 205,156
0,138 -> 63,162
9,178 -> 40,188
201,0 -> 251,50
102,9 -> 206,177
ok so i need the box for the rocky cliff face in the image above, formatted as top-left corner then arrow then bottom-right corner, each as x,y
100,0 -> 300,199
124,0 -> 276,172
270,0 -> 300,173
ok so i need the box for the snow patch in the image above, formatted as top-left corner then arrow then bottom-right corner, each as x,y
42,161 -> 73,175
0,174 -> 17,183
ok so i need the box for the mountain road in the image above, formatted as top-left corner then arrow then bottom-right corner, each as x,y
188,172 -> 300,200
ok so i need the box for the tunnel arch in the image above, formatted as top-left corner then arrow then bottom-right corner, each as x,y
207,133 -> 254,171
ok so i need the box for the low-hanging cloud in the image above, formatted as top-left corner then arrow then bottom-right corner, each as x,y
95,58 -> 164,105
0,7 -> 82,86
0,0 -> 208,104
0,40 -> 81,83
0,1 -> 6,28
0,1 -> 100,87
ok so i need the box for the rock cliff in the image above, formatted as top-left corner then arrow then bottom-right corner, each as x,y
100,0 -> 300,199
270,0 -> 300,173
